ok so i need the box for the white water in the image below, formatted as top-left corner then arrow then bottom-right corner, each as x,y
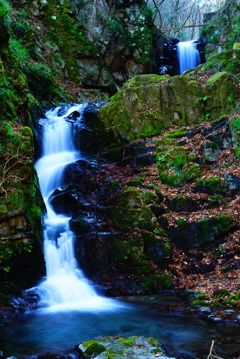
177,40 -> 200,75
34,104 -> 122,312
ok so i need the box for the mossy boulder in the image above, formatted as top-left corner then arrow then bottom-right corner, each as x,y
204,72 -> 239,119
196,177 -> 228,195
157,145 -> 201,186
170,215 -> 235,250
106,206 -> 158,232
143,231 -> 171,263
107,189 -> 143,208
100,74 -> 203,140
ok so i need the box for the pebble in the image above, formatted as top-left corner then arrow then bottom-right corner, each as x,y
199,307 -> 211,313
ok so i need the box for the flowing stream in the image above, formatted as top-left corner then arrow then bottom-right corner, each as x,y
33,104 -> 121,312
177,40 -> 200,74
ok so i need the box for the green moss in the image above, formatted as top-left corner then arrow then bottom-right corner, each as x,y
176,218 -> 187,229
108,205 -> 158,231
124,177 -> 144,187
203,50 -> 240,75
175,195 -> 189,209
19,126 -> 33,137
162,128 -> 186,138
0,241 -> 33,273
142,191 -> 157,204
137,273 -> 173,292
109,188 -> 142,208
213,289 -> 229,298
157,146 -> 201,185
133,265 -> 155,275
116,337 -> 136,346
154,274 -> 173,289
235,146 -> 240,160
80,340 -> 106,356
125,74 -> 169,87
155,139 -> 174,147
196,218 -> 210,237
216,215 -> 234,231
235,291 -> 240,301
190,300 -> 207,307
184,164 -> 201,181
196,177 -> 227,195
148,337 -> 160,347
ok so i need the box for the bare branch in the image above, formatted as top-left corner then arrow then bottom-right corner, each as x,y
162,24 -> 204,31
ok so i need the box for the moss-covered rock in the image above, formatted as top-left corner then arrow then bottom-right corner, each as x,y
137,274 -> 173,292
170,214 -> 235,250
196,177 -> 228,195
204,72 -> 239,119
106,206 -> 158,232
79,340 -> 106,356
100,74 -> 204,140
107,189 -> 143,208
79,336 -> 163,359
156,145 -> 201,186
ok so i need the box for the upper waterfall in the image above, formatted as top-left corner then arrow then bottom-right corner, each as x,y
34,104 -> 123,312
177,40 -> 200,75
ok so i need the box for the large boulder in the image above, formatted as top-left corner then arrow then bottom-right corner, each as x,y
100,72 -> 239,140
169,215 -> 236,251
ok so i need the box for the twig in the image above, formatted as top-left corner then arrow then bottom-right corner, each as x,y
162,24 -> 204,31
207,341 -> 225,359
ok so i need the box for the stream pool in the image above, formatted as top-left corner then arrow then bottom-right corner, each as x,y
1,294 -> 239,358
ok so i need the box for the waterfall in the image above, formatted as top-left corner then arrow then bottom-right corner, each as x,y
34,104 -> 121,312
177,40 -> 200,75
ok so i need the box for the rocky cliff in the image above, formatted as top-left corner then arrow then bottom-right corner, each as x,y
202,0 -> 240,56
8,0 -> 158,93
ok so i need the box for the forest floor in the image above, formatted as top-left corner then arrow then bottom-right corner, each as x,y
95,117 -> 240,314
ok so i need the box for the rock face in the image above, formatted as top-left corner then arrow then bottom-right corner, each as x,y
0,124 -> 45,289
10,0 -> 158,92
201,0 -> 240,56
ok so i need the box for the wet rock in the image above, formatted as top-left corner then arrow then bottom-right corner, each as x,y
64,111 -> 80,122
49,185 -> 82,215
70,215 -> 93,234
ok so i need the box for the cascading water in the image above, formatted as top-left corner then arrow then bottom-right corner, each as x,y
177,40 -> 200,75
34,104 -> 121,312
